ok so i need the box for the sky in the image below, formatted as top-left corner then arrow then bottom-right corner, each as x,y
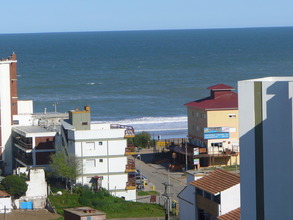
1,0 -> 293,34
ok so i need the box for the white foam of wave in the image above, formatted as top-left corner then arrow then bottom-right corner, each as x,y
86,82 -> 96,85
98,116 -> 187,125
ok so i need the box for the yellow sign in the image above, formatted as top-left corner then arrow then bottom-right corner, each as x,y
157,141 -> 169,147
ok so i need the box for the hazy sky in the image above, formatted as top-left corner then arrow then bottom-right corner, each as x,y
1,0 -> 293,33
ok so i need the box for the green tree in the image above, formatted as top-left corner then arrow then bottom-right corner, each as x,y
131,131 -> 152,148
1,175 -> 28,198
49,151 -> 81,193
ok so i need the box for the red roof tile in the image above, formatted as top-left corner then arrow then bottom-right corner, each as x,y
218,208 -> 241,220
0,190 -> 10,197
190,169 -> 239,194
185,84 -> 238,110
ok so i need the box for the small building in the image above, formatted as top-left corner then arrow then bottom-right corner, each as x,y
15,167 -> 48,209
64,207 -> 106,220
178,169 -> 240,220
0,190 -> 12,213
183,84 -> 239,169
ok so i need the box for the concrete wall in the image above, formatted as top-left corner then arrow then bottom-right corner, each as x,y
220,184 -> 240,215
239,77 -> 293,220
17,100 -> 33,114
178,184 -> 196,220
0,62 -> 13,173
0,197 -> 12,213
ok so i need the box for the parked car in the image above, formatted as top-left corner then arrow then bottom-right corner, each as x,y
135,175 -> 149,185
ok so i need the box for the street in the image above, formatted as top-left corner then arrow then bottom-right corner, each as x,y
132,149 -> 186,204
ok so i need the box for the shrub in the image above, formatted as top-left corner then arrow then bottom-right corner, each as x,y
1,175 -> 28,198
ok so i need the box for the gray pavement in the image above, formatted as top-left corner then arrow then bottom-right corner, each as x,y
132,148 -> 187,205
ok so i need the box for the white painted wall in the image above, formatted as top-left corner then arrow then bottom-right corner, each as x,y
108,139 -> 126,155
13,114 -> 34,126
109,174 -> 128,190
0,197 -> 12,213
115,189 -> 136,201
17,100 -> 33,114
69,128 -> 125,140
220,184 -> 240,215
109,157 -> 127,172
0,62 -> 13,174
25,169 -> 47,198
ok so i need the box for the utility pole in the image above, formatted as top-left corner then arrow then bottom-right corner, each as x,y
185,142 -> 188,171
162,170 -> 173,220
53,102 -> 58,112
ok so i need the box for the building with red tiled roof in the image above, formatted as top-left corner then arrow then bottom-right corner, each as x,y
178,169 -> 240,220
179,84 -> 239,169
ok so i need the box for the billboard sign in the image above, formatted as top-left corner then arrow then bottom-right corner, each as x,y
204,127 -> 222,133
194,159 -> 200,165
204,132 -> 230,139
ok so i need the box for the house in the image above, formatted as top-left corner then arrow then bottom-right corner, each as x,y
64,207 -> 106,220
61,106 -> 137,201
0,190 -> 12,213
178,169 -> 240,220
238,77 -> 293,220
182,84 -> 239,169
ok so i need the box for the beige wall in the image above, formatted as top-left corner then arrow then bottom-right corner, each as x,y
187,107 -> 207,139
207,109 -> 239,140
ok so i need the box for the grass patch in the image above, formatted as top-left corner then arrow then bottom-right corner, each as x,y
137,191 -> 159,196
49,188 -> 164,219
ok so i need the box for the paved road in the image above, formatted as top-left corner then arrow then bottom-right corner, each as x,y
132,150 -> 186,205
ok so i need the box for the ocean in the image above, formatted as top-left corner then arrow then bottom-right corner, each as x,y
1,27 -> 293,139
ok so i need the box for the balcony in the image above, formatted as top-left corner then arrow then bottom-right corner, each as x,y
126,177 -> 136,190
125,158 -> 135,172
110,124 -> 135,138
125,144 -> 136,155
13,136 -> 33,150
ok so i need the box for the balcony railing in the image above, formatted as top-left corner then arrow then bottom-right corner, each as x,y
13,137 -> 33,150
126,177 -> 136,190
125,144 -> 136,155
110,124 -> 135,138
125,158 -> 135,172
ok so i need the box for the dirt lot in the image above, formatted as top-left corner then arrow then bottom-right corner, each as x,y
0,209 -> 61,220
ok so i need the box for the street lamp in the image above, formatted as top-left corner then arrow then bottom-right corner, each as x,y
136,154 -> 142,190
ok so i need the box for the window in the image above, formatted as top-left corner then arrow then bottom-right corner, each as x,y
196,112 -> 199,118
99,142 -> 103,145
13,120 -> 19,125
196,188 -> 203,196
211,142 -> 223,147
204,191 -> 212,200
99,159 -> 103,163
196,126 -> 200,131
82,122 -> 88,125
229,114 -> 236,118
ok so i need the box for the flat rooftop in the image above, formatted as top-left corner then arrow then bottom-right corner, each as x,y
12,126 -> 57,136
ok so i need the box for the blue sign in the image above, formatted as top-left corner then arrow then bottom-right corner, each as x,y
204,132 -> 230,139
204,127 -> 222,133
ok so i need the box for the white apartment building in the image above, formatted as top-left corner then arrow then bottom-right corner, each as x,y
238,77 -> 293,220
61,106 -> 136,201
0,53 -> 18,174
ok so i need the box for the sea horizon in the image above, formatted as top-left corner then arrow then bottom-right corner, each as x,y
1,27 -> 293,139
